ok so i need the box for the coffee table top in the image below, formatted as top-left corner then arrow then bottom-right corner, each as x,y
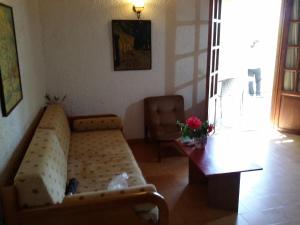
174,135 -> 263,176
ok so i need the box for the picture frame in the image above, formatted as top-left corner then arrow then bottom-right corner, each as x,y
0,3 -> 23,117
112,20 -> 151,71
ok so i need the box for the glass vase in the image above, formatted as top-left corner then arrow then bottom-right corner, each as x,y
194,136 -> 207,150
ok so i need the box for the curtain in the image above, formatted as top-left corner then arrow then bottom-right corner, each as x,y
284,71 -> 295,91
291,0 -> 300,20
288,24 -> 299,45
285,47 -> 298,68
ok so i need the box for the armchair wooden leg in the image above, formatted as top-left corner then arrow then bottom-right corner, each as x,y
158,147 -> 161,162
157,142 -> 162,162
144,126 -> 149,143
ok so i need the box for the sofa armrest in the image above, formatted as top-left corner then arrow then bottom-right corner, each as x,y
3,186 -> 169,225
64,190 -> 169,225
65,184 -> 156,201
70,115 -> 123,132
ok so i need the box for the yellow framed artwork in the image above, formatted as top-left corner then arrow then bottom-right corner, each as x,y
0,3 -> 22,117
112,20 -> 151,71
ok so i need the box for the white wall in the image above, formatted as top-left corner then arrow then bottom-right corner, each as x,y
40,0 -> 210,139
0,0 -> 46,185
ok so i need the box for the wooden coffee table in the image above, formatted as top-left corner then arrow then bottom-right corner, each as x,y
174,136 -> 262,212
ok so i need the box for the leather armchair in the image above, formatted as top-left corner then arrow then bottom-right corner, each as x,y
144,95 -> 185,161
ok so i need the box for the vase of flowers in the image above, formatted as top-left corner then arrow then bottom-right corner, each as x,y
177,116 -> 214,150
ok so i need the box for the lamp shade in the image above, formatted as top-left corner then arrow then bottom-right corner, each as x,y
132,0 -> 144,8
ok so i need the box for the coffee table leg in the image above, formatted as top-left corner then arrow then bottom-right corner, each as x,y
208,172 -> 241,212
189,159 -> 207,184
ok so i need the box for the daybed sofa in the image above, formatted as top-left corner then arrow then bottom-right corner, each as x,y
1,105 -> 168,225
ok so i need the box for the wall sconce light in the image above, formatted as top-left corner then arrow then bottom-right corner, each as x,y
132,0 -> 144,19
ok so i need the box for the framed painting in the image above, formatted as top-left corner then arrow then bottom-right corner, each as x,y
112,20 -> 151,71
0,3 -> 22,117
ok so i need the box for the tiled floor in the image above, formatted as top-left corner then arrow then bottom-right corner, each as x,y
130,130 -> 300,225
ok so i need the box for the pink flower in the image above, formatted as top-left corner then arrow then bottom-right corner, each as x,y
186,116 -> 202,129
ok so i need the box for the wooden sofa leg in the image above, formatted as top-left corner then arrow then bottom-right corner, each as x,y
1,186 -> 18,225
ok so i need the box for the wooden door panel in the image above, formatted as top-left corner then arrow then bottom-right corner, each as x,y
278,96 -> 300,131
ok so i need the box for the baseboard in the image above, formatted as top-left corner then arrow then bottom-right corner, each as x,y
126,138 -> 146,144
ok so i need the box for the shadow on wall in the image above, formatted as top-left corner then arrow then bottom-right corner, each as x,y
123,100 -> 145,140
0,109 -> 44,187
164,0 -> 210,120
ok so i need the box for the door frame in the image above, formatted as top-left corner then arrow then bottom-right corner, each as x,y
205,0 -> 222,122
271,0 -> 293,128
205,0 -> 213,121
271,0 -> 288,125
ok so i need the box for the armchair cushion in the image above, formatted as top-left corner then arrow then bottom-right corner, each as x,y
152,125 -> 182,141
144,95 -> 184,141
72,116 -> 122,132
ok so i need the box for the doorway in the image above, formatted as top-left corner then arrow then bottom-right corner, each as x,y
215,0 -> 282,133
